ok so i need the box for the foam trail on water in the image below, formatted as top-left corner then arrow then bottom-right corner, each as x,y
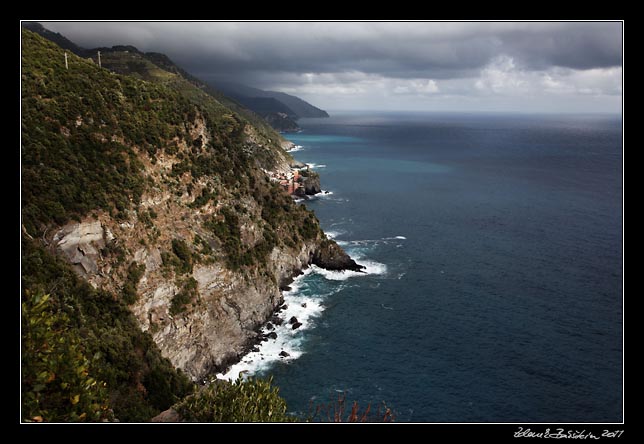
307,163 -> 326,169
311,259 -> 387,282
288,145 -> 304,152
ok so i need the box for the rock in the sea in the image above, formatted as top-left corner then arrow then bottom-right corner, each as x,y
279,351 -> 290,358
265,332 -> 277,340
301,303 -> 307,308
271,316 -> 284,326
292,322 -> 302,330
266,322 -> 274,330
302,171 -> 322,195
288,316 -> 298,325
312,239 -> 365,272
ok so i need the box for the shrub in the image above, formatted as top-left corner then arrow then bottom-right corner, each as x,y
171,238 -> 193,274
121,261 -> 146,305
175,376 -> 294,422
307,392 -> 394,423
169,277 -> 198,316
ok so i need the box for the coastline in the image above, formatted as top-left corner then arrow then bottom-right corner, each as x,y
213,144 -> 362,381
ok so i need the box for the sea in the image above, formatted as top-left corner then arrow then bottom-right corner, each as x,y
218,111 -> 623,423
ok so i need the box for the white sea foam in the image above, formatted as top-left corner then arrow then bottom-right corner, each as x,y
324,230 -> 344,240
307,163 -> 326,169
216,234 -> 388,380
343,235 -> 406,248
324,230 -> 350,246
310,259 -> 387,282
305,190 -> 340,202
379,235 -> 407,241
217,268 -> 349,381
287,145 -> 304,152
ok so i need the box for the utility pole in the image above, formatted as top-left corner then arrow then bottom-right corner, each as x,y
97,50 -> 102,68
64,51 -> 68,70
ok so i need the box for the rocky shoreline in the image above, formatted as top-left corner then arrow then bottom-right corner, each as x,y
211,240 -> 364,380
211,149 -> 364,380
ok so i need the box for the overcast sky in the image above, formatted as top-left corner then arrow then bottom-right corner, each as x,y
40,21 -> 622,113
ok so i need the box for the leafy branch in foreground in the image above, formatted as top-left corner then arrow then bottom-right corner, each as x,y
21,291 -> 113,422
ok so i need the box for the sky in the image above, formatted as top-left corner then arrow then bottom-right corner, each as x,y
39,21 -> 622,114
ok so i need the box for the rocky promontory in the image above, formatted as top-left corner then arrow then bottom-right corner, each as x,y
313,238 -> 365,272
302,171 -> 322,195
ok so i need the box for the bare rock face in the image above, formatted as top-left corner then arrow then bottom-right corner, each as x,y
150,408 -> 182,423
53,221 -> 109,277
48,213 -> 361,383
312,239 -> 365,272
302,173 -> 321,195
138,265 -> 284,379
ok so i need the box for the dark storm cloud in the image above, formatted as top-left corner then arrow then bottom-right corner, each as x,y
39,21 -> 621,88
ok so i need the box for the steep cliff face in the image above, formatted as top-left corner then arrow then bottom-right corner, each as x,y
42,111 -> 345,379
23,29 -> 357,382
48,193 -> 336,381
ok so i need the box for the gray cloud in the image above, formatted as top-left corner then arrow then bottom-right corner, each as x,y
37,21 -> 622,113
40,22 -> 621,80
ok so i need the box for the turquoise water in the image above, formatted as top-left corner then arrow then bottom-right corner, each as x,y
259,112 -> 622,422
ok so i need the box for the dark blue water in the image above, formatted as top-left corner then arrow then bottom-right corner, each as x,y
269,112 -> 623,422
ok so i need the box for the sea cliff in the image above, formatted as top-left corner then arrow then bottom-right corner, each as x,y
22,28 -> 361,383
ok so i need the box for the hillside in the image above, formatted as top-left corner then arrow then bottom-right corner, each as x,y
214,81 -> 329,130
22,21 -> 90,57
21,28 -> 360,422
261,90 -> 330,118
25,21 -> 329,132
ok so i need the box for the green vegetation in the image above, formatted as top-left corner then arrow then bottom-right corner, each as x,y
21,30 -> 189,234
122,261 -> 146,305
138,208 -> 157,228
175,376 -> 294,422
169,277 -> 199,316
193,234 -> 213,257
22,291 -> 112,422
22,237 -> 193,422
22,28 -> 323,273
20,28 -> 352,422
160,238 -> 196,279
189,188 -> 218,209
171,238 -> 193,274
172,377 -> 393,423
21,28 -> 269,237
